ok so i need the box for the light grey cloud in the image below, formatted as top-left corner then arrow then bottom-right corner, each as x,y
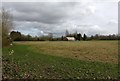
2,1 -> 118,37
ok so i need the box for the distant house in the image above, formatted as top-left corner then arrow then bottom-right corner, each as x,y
66,37 -> 75,41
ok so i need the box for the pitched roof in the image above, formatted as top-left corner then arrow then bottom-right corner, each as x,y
66,37 -> 75,40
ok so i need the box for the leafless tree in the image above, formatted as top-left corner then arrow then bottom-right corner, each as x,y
0,11 -> 2,48
1,8 -> 13,46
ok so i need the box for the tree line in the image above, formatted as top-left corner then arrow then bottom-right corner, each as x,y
10,30 -> 120,41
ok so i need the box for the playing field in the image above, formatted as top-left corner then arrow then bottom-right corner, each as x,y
2,41 -> 118,79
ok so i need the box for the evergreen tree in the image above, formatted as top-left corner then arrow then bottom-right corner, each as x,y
77,33 -> 82,41
83,34 -> 87,41
61,36 -> 64,40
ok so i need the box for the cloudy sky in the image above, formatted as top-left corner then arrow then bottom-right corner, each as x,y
2,0 -> 118,37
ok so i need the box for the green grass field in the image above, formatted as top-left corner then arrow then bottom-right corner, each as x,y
2,41 -> 118,79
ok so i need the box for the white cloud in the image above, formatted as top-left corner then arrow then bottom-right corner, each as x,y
108,20 -> 118,25
87,5 -> 96,14
2,0 -> 119,2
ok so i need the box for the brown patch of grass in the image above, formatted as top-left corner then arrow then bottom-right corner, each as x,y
14,41 -> 118,64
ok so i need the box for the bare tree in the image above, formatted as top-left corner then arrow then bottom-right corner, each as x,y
65,29 -> 69,36
0,9 -> 2,48
1,8 -> 13,46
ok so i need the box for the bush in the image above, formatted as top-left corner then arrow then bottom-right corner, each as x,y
2,37 -> 11,47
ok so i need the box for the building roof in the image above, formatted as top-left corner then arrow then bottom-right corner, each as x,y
66,37 -> 75,41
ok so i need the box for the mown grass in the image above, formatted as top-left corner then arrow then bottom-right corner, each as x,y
2,41 -> 118,80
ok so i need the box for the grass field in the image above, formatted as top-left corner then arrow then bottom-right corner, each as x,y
2,41 -> 118,79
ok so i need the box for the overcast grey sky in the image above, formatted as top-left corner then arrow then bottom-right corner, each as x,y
2,0 -> 118,37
